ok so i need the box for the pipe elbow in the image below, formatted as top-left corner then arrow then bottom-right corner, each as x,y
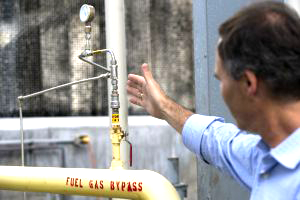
133,170 -> 180,200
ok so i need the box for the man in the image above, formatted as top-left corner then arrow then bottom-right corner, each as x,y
127,2 -> 300,200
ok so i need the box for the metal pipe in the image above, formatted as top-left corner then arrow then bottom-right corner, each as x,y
105,0 -> 130,169
0,166 -> 180,200
0,135 -> 89,147
78,55 -> 110,72
90,49 -> 116,62
18,99 -> 27,200
18,99 -> 25,167
167,158 -> 188,199
18,73 -> 110,100
78,49 -> 116,72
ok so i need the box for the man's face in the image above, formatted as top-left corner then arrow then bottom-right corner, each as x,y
214,53 -> 253,130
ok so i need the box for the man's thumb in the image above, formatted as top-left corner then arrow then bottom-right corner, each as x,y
141,63 -> 153,82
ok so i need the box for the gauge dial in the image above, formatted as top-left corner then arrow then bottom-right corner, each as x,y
79,4 -> 95,23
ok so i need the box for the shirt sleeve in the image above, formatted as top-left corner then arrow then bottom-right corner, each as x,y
182,114 -> 261,189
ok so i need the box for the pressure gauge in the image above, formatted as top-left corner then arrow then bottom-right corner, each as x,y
79,4 -> 95,23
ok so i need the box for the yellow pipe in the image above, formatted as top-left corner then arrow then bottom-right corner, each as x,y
110,125 -> 124,169
0,166 -> 180,200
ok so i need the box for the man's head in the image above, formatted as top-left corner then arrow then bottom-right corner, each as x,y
218,2 -> 300,103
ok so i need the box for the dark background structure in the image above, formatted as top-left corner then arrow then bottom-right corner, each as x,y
0,0 -> 194,117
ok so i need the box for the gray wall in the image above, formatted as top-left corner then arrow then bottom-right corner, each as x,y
193,0 -> 283,200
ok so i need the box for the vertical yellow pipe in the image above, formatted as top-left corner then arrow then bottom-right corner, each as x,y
110,125 -> 125,170
105,0 -> 130,169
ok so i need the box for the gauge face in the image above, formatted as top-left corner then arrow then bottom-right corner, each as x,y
80,4 -> 95,22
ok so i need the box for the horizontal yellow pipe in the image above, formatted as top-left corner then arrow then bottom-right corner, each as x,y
0,166 -> 180,200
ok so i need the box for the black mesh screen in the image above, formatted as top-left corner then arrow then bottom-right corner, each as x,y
0,0 -> 107,117
0,0 -> 194,117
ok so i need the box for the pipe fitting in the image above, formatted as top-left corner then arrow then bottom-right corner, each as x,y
110,64 -> 118,79
110,125 -> 125,169
76,135 -> 90,145
111,93 -> 120,109
84,25 -> 92,34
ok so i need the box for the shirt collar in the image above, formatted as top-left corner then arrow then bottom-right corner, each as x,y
256,138 -> 269,152
270,128 -> 300,169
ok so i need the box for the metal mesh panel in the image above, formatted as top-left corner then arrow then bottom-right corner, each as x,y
0,0 -> 194,117
0,0 -> 107,117
126,0 -> 194,115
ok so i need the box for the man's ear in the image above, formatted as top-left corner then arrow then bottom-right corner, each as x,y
243,70 -> 258,96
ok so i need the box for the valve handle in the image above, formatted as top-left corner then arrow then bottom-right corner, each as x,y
124,139 -> 133,167
129,141 -> 133,167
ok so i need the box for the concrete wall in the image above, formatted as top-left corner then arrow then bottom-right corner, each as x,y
0,116 -> 197,200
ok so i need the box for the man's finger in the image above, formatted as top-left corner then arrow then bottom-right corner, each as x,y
127,80 -> 142,92
128,74 -> 146,86
127,85 -> 141,99
129,96 -> 143,107
141,63 -> 153,83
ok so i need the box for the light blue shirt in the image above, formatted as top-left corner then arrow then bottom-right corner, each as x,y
182,114 -> 300,200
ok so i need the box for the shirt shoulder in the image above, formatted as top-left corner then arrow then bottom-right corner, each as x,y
182,114 -> 261,189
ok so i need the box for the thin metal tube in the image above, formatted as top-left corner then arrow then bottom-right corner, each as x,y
18,73 -> 110,100
0,138 -> 79,146
78,55 -> 111,72
18,99 -> 24,167
18,99 -> 26,200
93,49 -> 116,62
79,49 -> 116,63
78,48 -> 117,70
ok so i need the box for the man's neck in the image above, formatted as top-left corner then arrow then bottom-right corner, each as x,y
258,100 -> 300,148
